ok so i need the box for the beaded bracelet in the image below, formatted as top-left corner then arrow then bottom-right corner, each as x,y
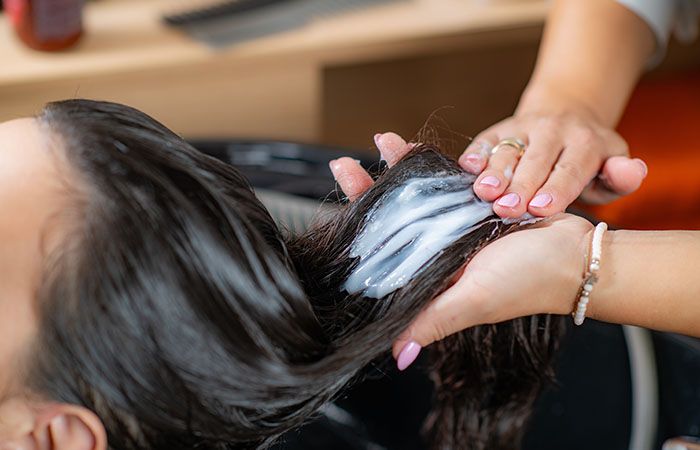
573,222 -> 608,326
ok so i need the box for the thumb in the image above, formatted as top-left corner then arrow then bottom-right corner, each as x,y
580,156 -> 647,204
391,273 -> 482,370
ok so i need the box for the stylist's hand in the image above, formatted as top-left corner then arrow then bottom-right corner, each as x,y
388,213 -> 591,368
460,107 -> 648,218
330,132 -> 593,370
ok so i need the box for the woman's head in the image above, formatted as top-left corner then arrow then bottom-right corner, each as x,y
0,99 -> 562,450
0,100 -> 346,449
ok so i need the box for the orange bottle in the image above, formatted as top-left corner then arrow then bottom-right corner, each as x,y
5,0 -> 84,51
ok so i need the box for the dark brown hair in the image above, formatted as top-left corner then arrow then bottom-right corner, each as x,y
27,99 -> 563,450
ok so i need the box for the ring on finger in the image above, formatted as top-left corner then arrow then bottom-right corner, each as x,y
491,138 -> 527,158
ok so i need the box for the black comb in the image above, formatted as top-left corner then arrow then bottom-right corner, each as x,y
163,0 -> 300,26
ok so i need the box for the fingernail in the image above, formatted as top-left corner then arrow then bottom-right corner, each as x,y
634,158 -> 648,178
328,159 -> 340,176
460,153 -> 483,172
396,341 -> 421,371
529,193 -> 553,208
374,133 -> 387,161
496,192 -> 520,208
464,154 -> 482,165
479,176 -> 500,188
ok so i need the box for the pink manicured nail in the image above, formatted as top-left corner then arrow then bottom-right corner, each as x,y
374,133 -> 387,161
329,159 -> 340,177
479,176 -> 500,187
496,192 -> 520,208
396,341 -> 422,371
529,193 -> 553,208
460,153 -> 483,173
465,154 -> 482,165
634,158 -> 648,178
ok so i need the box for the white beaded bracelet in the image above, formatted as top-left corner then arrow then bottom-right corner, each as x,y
573,221 -> 608,326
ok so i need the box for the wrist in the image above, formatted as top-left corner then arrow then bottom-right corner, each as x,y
546,222 -> 594,316
585,229 -> 617,322
568,226 -> 616,323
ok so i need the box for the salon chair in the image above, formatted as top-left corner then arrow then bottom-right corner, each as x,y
191,139 -> 700,450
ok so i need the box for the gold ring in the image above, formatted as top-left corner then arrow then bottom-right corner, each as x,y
491,138 -> 526,158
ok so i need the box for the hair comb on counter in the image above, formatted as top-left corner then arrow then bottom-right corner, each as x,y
163,0 -> 403,48
163,0 -> 296,27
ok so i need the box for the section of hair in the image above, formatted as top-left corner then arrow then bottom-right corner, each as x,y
28,99 -> 563,450
33,100 -> 341,450
344,173 -> 496,298
288,147 -> 565,450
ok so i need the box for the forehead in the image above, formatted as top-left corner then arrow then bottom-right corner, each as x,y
0,117 -> 72,392
0,117 -> 68,255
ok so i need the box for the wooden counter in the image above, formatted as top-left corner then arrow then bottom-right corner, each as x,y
0,0 -> 549,143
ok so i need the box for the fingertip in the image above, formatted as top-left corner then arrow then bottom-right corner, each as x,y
376,132 -> 409,165
328,159 -> 340,175
491,192 -> 527,218
633,158 -> 648,178
474,173 -> 506,201
601,156 -> 646,195
524,192 -> 560,216
395,341 -> 422,371
458,151 -> 486,174
332,157 -> 374,201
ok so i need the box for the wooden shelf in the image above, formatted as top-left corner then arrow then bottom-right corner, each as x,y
0,0 -> 548,141
0,0 -> 548,85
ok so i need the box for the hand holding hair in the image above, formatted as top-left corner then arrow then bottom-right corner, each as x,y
460,108 -> 648,218
333,132 -> 700,372
457,0 -> 658,219
331,132 -> 592,369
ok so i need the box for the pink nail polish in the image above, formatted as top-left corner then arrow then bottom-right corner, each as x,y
635,158 -> 648,178
496,192 -> 520,208
529,193 -> 553,208
329,159 -> 341,176
465,154 -> 482,164
396,341 -> 421,371
479,176 -> 500,187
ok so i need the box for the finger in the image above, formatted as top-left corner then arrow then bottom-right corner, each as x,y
374,132 -> 413,167
458,131 -> 498,174
392,268 -> 490,360
579,156 -> 647,204
391,272 -> 481,366
492,131 -> 562,218
329,157 -> 374,202
527,145 -> 602,216
473,136 -> 528,203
